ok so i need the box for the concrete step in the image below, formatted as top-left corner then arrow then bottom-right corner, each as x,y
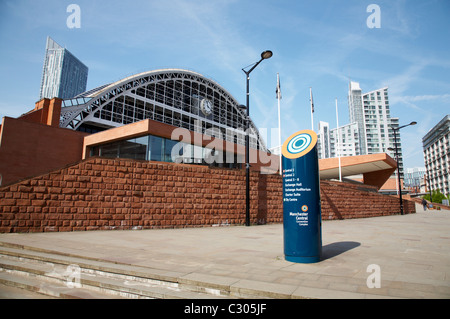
0,244 -> 231,299
0,242 -> 331,299
0,271 -> 122,299
0,282 -> 57,299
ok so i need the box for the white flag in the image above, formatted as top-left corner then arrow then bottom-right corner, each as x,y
276,74 -> 282,100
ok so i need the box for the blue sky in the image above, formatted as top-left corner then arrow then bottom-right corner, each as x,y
0,0 -> 449,169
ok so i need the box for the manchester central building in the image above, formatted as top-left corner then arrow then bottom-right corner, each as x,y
0,68 -> 415,233
59,69 -> 269,169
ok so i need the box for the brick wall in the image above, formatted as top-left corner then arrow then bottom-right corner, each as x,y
0,157 -> 415,233
320,180 -> 415,220
0,117 -> 87,186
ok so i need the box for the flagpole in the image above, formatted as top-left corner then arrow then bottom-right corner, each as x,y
277,73 -> 282,175
310,87 -> 314,131
336,98 -> 342,182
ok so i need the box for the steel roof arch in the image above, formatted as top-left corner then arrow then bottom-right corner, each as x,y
60,68 -> 266,151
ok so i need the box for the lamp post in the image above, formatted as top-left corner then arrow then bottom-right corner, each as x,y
242,50 -> 273,226
389,121 -> 417,215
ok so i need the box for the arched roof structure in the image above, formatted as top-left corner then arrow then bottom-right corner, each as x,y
60,69 -> 267,151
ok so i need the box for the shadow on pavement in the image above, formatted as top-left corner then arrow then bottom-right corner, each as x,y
321,241 -> 361,260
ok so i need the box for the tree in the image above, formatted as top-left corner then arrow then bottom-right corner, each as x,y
423,189 -> 447,204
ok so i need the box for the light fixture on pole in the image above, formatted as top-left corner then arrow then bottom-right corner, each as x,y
388,121 -> 417,215
242,50 -> 273,226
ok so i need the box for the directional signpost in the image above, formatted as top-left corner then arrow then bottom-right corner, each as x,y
281,129 -> 322,263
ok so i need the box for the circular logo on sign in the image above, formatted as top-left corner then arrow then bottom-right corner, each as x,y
287,133 -> 311,155
301,205 -> 308,212
282,130 -> 318,159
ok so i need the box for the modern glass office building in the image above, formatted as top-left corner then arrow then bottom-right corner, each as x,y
39,37 -> 88,100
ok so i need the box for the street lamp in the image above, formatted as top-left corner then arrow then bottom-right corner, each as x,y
242,50 -> 273,226
389,121 -> 417,215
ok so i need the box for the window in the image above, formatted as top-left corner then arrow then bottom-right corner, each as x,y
92,133 -> 243,169
149,135 -> 163,161
95,137 -> 148,160
100,142 -> 120,158
164,139 -> 179,162
128,136 -> 148,160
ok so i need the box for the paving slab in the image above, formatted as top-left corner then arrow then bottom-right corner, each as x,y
1,205 -> 450,299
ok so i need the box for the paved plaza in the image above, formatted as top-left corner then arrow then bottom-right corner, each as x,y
0,204 -> 449,299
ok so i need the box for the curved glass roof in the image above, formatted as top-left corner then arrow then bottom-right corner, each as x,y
60,69 -> 267,151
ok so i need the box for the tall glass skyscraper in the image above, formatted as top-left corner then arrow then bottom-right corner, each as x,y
39,37 -> 88,100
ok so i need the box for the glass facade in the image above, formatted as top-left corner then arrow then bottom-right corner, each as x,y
93,136 -> 147,160
60,69 -> 266,153
91,134 -> 243,169
40,37 -> 88,100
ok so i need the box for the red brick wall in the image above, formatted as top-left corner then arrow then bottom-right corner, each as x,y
0,117 -> 88,186
0,157 -> 415,233
320,180 -> 415,220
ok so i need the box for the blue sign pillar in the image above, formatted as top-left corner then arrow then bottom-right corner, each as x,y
282,130 -> 322,263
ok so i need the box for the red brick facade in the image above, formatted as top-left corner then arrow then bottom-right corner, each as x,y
0,157 -> 415,233
0,117 -> 88,186
321,180 -> 415,219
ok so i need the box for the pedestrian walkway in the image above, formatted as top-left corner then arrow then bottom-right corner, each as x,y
1,205 -> 449,299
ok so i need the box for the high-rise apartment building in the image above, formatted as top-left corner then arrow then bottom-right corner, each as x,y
404,167 -> 427,193
318,121 -> 331,159
331,122 -> 361,158
347,81 -> 367,155
361,86 -> 404,176
422,115 -> 450,195
318,81 -> 405,177
318,121 -> 360,159
39,37 -> 88,100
